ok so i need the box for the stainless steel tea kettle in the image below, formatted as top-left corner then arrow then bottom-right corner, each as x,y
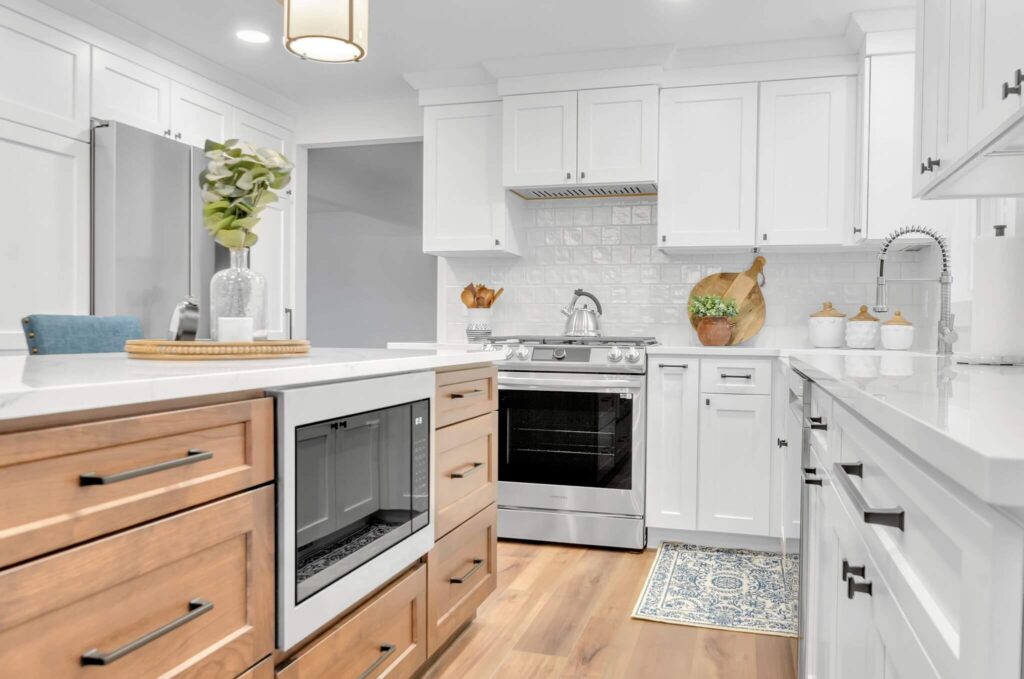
561,288 -> 603,336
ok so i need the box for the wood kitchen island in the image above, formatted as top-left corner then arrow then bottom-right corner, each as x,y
0,348 -> 498,679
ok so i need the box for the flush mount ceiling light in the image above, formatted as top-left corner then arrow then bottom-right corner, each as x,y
236,29 -> 271,44
280,0 -> 369,63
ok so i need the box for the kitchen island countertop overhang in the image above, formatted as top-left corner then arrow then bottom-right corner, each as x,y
0,348 -> 497,422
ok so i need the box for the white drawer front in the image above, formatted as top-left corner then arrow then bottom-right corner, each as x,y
832,402 -> 1024,679
699,358 -> 772,395
809,383 -> 833,466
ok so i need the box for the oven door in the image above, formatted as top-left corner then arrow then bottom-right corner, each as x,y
497,371 -> 645,517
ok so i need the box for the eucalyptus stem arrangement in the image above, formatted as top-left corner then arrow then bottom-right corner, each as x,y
199,139 -> 293,248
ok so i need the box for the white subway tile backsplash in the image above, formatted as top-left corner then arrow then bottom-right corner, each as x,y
442,197 -> 935,348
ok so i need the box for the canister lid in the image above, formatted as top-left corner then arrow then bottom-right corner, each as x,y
849,305 -> 879,322
883,311 -> 912,326
810,302 -> 846,318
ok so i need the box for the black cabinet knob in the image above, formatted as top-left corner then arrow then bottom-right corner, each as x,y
847,576 -> 873,599
841,559 -> 866,581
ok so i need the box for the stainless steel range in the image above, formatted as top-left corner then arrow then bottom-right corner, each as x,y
484,335 -> 656,550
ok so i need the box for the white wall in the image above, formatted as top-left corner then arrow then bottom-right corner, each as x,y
307,142 -> 436,348
440,196 -> 936,350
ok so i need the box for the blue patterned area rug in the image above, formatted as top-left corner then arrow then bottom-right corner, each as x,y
632,542 -> 798,637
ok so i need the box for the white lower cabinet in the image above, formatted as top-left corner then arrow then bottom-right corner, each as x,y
0,120 -> 90,350
697,393 -> 772,535
645,360 -> 700,530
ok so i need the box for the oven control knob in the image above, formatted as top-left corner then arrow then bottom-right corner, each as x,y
553,348 -> 566,360
607,347 -> 624,363
624,348 -> 641,363
503,345 -> 515,359
515,346 -> 531,360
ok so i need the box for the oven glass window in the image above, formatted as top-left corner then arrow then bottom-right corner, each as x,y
293,399 -> 429,603
499,390 -> 633,489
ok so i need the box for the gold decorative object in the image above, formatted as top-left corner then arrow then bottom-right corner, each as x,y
125,339 -> 310,360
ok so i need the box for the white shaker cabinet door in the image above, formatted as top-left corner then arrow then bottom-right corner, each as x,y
91,49 -> 171,137
697,393 -> 772,536
757,77 -> 855,246
0,6 -> 90,141
0,121 -> 89,349
424,102 -> 516,255
967,0 -> 1024,147
170,82 -> 232,148
502,91 -> 577,187
233,109 -> 293,157
645,359 -> 700,531
577,85 -> 658,185
657,84 -> 758,248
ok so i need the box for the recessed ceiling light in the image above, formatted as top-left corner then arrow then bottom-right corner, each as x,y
236,30 -> 270,44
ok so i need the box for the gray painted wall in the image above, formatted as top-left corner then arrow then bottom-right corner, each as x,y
307,142 -> 436,348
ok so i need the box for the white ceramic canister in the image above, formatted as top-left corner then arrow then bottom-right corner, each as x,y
808,302 -> 846,348
845,305 -> 880,349
880,311 -> 915,351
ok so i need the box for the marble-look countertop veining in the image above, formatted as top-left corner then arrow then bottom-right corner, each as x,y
0,348 -> 495,421
789,352 -> 1024,507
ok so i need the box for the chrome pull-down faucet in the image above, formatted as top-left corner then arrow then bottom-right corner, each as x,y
873,225 -> 957,355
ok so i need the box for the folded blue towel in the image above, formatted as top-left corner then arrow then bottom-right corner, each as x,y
22,315 -> 143,355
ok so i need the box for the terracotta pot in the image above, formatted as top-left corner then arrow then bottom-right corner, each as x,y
696,316 -> 733,346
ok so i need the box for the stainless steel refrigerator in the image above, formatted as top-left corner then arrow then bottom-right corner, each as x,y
92,121 -> 226,339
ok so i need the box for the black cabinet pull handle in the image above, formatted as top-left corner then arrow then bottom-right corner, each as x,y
1002,71 -> 1023,99
658,363 -> 688,369
847,576 -> 873,599
833,463 -> 905,530
841,559 -> 866,581
80,599 -> 212,665
451,462 -> 485,479
450,558 -> 485,584
450,389 -> 486,399
777,438 -> 788,447
839,462 -> 864,478
809,416 -> 823,423
720,373 -> 753,380
810,423 -> 828,431
356,644 -> 397,679
79,449 -> 213,486
803,467 -> 818,474
804,476 -> 823,486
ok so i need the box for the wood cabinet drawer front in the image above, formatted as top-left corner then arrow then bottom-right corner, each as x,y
277,564 -> 426,679
0,487 -> 274,678
698,358 -> 772,395
436,412 -> 498,538
832,404 -> 1023,679
426,503 -> 497,655
0,398 -> 273,567
436,366 -> 498,428
239,656 -> 273,679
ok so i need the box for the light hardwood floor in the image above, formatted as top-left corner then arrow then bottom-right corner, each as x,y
422,540 -> 798,679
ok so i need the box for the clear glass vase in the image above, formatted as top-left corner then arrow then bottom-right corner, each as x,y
210,247 -> 267,340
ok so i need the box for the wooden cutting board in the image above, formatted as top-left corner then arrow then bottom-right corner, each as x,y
688,256 -> 766,346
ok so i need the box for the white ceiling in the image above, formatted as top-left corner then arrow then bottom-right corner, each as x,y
45,0 -> 911,109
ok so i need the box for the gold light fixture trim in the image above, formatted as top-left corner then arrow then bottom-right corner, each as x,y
280,0 -> 369,63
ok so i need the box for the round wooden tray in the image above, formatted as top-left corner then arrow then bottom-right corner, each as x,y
125,339 -> 311,360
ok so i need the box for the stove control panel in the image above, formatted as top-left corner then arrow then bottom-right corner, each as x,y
484,341 -> 649,373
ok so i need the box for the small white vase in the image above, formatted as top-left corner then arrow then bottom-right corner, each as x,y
466,308 -> 493,343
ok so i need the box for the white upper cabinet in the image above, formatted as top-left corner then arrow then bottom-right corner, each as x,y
697,393 -> 772,536
0,6 -> 89,141
503,91 -> 577,187
169,82 -> 232,148
91,49 -> 171,137
757,76 -> 855,246
0,120 -> 89,349
577,85 -> 658,184
862,53 -> 961,240
232,109 -> 292,155
967,0 -> 1024,146
424,102 -> 518,256
658,83 -> 758,248
503,86 -> 658,188
645,359 -> 700,531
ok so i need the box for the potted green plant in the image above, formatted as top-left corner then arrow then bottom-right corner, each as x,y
688,294 -> 739,346
200,139 -> 292,340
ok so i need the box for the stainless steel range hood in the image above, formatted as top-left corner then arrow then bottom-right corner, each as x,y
510,182 -> 657,200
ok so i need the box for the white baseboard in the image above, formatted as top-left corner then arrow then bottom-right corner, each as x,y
646,527 -> 799,553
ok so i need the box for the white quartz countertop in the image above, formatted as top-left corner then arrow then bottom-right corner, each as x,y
789,352 -> 1024,507
0,348 -> 495,421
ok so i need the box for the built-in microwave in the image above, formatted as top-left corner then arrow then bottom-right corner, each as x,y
270,371 -> 434,650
